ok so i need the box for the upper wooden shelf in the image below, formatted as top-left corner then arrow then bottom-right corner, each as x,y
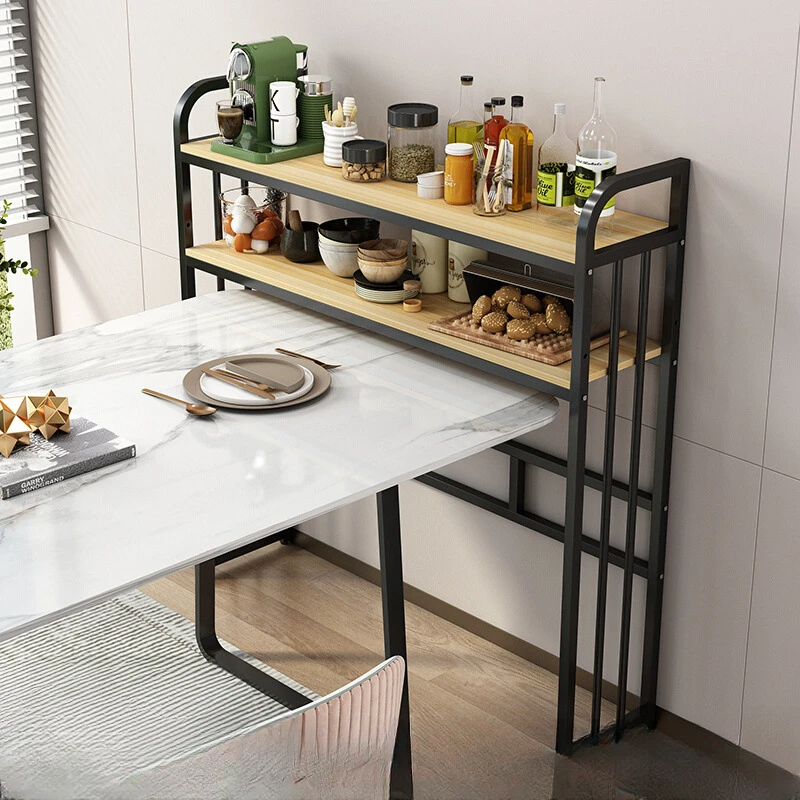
181,138 -> 668,271
186,240 -> 661,396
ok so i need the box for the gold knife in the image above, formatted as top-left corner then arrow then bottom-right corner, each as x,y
202,368 -> 275,400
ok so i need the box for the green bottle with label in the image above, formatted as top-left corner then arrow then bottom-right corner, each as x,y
574,77 -> 617,217
537,103 -> 576,209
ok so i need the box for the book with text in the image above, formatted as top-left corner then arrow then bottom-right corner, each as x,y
0,416 -> 135,499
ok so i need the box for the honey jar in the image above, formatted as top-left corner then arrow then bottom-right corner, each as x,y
444,142 -> 474,205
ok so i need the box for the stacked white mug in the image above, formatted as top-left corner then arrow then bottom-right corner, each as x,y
269,81 -> 300,147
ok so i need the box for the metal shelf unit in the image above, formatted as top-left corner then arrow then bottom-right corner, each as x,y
174,77 -> 690,760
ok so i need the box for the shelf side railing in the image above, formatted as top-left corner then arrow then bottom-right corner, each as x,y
557,157 -> 690,753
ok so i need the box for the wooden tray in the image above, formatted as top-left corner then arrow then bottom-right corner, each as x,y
429,311 -> 626,366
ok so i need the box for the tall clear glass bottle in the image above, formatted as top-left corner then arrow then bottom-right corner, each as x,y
537,103 -> 576,210
447,75 -> 482,147
499,95 -> 533,211
575,77 -> 617,217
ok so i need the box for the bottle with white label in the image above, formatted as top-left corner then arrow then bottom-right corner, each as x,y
537,103 -> 576,210
574,77 -> 617,217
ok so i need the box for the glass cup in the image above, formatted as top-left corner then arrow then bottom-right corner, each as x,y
217,100 -> 243,144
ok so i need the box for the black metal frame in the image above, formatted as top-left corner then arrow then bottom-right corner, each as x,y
174,77 -> 690,786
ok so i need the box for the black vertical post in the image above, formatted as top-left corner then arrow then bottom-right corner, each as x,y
377,486 -> 413,800
615,251 -> 651,740
173,76 -> 227,301
590,259 -> 624,741
640,163 -> 690,729
509,456 -> 526,514
212,171 -> 225,292
556,262 -> 594,755
195,559 -> 217,651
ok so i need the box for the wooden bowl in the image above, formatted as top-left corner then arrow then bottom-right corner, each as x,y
358,238 -> 409,262
358,258 -> 408,284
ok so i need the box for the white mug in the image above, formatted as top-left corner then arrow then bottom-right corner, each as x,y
411,231 -> 448,294
448,243 -> 488,303
270,113 -> 299,147
269,81 -> 300,116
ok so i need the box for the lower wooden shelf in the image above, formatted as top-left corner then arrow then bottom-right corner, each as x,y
186,240 -> 662,393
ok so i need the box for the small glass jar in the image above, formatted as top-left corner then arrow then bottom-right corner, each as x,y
341,139 -> 387,182
473,161 -> 506,217
444,142 -> 474,205
387,103 -> 438,182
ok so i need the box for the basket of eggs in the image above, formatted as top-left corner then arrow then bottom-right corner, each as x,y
220,188 -> 287,254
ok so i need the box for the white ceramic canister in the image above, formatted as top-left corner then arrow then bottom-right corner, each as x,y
411,231 -> 448,294
448,242 -> 488,303
322,122 -> 360,167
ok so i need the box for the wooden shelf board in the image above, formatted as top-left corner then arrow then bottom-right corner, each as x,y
181,138 -> 668,267
187,240 -> 661,391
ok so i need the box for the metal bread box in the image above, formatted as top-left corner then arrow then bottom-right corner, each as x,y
462,260 -> 611,338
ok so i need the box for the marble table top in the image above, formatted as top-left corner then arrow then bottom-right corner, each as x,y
0,290 -> 558,642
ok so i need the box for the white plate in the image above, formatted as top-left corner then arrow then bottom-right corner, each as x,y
200,363 -> 314,406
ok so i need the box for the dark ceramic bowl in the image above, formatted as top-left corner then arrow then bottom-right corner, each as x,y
280,221 -> 320,263
318,217 -> 380,244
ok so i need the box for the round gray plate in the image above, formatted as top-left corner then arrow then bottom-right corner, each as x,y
183,354 -> 331,411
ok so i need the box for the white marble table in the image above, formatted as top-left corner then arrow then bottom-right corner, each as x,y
0,289 -> 558,642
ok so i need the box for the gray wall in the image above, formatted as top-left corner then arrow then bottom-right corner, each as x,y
30,0 -> 800,772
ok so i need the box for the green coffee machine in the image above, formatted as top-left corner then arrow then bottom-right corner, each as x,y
210,36 -> 324,164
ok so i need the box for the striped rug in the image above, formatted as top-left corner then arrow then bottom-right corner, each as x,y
0,591 -> 317,799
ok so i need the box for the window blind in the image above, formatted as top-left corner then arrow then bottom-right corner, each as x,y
0,0 -> 46,235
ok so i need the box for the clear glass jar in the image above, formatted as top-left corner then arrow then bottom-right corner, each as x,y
473,160 -> 506,217
387,103 -> 438,182
341,139 -> 387,182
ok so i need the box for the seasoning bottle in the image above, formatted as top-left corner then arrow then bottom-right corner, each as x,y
499,96 -> 534,211
444,142 -> 474,205
537,103 -> 576,210
575,77 -> 617,218
447,76 -> 482,148
484,97 -> 508,150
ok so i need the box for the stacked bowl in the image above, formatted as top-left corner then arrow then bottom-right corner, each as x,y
356,239 -> 409,283
318,217 -> 380,278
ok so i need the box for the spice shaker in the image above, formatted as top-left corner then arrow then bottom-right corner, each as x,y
387,103 -> 439,182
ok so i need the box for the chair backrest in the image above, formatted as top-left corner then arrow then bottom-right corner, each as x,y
115,656 -> 406,800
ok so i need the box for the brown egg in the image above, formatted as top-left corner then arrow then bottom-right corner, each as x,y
233,233 -> 252,252
262,207 -> 279,219
271,218 -> 285,238
223,215 -> 235,237
251,219 -> 277,242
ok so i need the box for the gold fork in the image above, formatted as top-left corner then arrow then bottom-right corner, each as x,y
275,348 -> 341,369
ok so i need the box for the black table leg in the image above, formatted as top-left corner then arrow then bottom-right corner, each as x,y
378,485 -> 414,800
194,558 -> 310,710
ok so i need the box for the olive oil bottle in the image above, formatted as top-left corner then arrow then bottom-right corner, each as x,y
575,77 -> 617,218
537,103 -> 576,210
447,75 -> 482,147
500,95 -> 534,211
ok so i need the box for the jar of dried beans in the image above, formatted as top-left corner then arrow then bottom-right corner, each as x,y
341,139 -> 387,182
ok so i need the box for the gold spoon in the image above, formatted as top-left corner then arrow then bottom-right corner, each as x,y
141,388 -> 217,416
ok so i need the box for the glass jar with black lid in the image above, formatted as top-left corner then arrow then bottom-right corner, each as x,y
342,139 -> 387,182
387,103 -> 439,182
